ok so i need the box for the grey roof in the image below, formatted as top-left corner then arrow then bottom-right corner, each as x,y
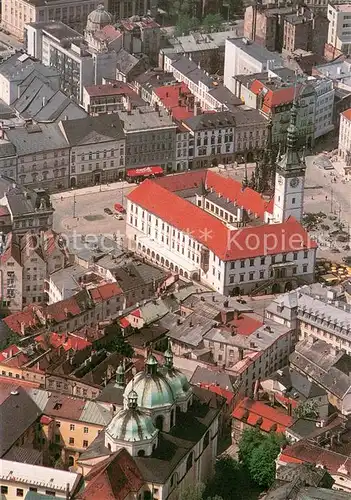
27,20 -> 83,42
0,53 -> 59,82
231,105 -> 267,125
208,85 -> 242,110
6,123 -> 68,156
115,49 -> 143,76
80,400 -> 112,426
167,312 -> 214,347
78,428 -> 110,461
171,55 -> 213,87
190,365 -> 237,392
14,77 -> 86,123
113,262 -> 166,293
3,446 -> 42,464
0,176 -> 52,216
290,337 -> 351,399
269,366 -> 327,401
228,38 -> 284,66
49,265 -> 89,299
0,99 -> 16,120
118,106 -> 175,131
0,140 -> 16,159
96,382 -> 124,406
0,386 -> 42,456
59,113 -> 124,147
183,111 -> 236,131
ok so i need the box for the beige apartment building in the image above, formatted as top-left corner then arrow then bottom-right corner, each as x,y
2,0 -> 104,40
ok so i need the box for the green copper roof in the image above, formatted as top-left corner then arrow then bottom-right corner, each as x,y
124,371 -> 175,409
161,367 -> 191,400
106,407 -> 157,442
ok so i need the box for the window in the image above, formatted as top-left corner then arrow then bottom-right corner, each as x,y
259,270 -> 264,279
69,437 -> 74,445
293,252 -> 298,260
45,491 -> 56,497
84,427 -> 88,433
249,258 -> 254,266
303,264 -> 308,272
260,257 -> 265,265
186,452 -> 194,472
249,272 -> 254,280
70,424 -> 75,431
239,274 -> 244,282
1,486 -> 8,494
29,487 -> 37,492
304,250 -> 308,259
203,431 -> 210,450
240,259 -> 245,268
16,489 -> 24,497
83,440 -> 88,447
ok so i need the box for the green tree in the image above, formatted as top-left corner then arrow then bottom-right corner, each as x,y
0,332 -> 21,350
293,400 -> 318,419
238,429 -> 286,489
249,433 -> 285,488
175,15 -> 200,36
180,483 -> 205,500
238,428 -> 264,468
103,321 -> 134,358
204,455 -> 257,500
202,13 -> 224,32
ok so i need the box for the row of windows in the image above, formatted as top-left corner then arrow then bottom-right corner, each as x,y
0,486 -> 56,497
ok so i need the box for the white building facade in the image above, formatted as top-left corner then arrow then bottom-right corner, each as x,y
327,2 -> 351,54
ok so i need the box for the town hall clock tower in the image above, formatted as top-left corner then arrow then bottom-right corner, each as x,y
273,100 -> 306,224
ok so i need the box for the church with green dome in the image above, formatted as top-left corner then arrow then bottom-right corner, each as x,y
77,347 -> 223,500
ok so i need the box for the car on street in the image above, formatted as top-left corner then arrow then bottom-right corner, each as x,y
114,202 -> 126,214
104,207 -> 113,215
114,214 -> 124,220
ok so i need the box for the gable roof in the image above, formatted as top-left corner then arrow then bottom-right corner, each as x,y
59,114 -> 124,146
127,177 -> 316,261
77,449 -> 144,499
232,397 -> 293,433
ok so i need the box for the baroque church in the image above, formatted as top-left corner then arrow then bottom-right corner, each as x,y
77,349 -> 223,499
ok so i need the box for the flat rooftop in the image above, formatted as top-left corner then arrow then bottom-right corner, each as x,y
118,106 -> 175,131
28,21 -> 83,41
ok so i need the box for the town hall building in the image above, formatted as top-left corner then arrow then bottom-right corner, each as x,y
125,102 -> 317,296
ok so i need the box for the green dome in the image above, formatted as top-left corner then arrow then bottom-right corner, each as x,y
162,367 -> 191,400
106,407 -> 158,442
124,370 -> 175,409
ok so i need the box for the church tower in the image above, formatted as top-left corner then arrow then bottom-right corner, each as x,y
273,100 -> 306,223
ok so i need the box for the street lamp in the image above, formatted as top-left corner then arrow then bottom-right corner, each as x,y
73,193 -> 76,218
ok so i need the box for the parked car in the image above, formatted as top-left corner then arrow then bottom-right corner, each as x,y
114,203 -> 126,214
114,214 -> 124,220
104,208 -> 113,215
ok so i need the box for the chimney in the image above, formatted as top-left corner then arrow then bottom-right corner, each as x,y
238,348 -> 243,360
42,96 -> 47,107
127,97 -> 132,113
288,402 -> 292,416
253,379 -> 260,400
20,322 -> 25,336
8,348 -> 13,358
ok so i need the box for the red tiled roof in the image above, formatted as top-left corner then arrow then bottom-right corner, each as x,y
35,332 -> 91,352
250,80 -> 301,109
153,169 -> 207,192
119,317 -> 130,328
0,345 -> 20,362
232,397 -> 293,433
280,441 -> 351,475
127,178 -> 317,261
90,282 -> 123,303
206,170 -> 272,218
46,296 -> 83,323
77,449 -> 144,499
199,383 -> 234,403
342,108 -> 351,121
3,308 -> 39,335
40,415 -> 53,425
223,314 -> 263,336
130,309 -> 141,318
155,83 -> 195,121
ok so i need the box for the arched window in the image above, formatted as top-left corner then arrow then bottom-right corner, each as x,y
186,452 -> 193,472
107,443 -> 111,451
138,449 -> 145,457
203,431 -> 210,450
155,415 -> 164,431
